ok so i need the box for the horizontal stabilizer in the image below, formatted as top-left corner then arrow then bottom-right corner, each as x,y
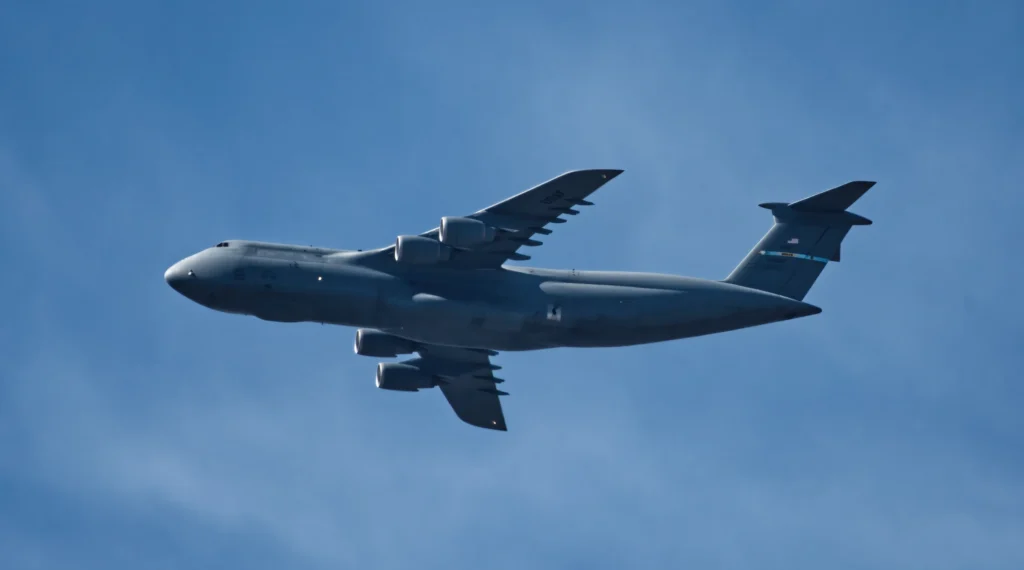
789,181 -> 875,212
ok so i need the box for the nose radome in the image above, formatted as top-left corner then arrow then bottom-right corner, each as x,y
164,262 -> 189,293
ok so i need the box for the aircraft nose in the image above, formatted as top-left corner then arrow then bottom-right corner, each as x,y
164,261 -> 191,294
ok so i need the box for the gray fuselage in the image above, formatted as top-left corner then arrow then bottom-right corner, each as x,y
164,240 -> 822,351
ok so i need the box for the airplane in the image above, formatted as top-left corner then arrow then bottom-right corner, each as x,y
165,170 -> 876,431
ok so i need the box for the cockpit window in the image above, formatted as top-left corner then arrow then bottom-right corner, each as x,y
215,242 -> 229,248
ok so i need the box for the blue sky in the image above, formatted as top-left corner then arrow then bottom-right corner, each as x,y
1,1 -> 1022,568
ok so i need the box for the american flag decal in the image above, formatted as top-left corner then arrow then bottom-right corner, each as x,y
787,237 -> 800,244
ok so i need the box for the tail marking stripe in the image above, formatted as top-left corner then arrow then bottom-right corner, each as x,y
759,250 -> 830,264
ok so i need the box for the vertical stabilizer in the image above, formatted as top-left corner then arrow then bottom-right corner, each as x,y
724,181 -> 876,301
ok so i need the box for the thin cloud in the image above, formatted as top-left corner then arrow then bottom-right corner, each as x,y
2,2 -> 1022,570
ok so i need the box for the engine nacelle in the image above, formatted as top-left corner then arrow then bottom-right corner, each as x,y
375,362 -> 435,392
394,235 -> 451,264
354,329 -> 416,357
439,216 -> 497,248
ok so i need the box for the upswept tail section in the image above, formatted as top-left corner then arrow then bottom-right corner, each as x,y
724,181 -> 876,301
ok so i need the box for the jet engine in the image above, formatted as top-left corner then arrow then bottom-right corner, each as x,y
376,362 -> 436,392
439,216 -> 497,248
353,329 -> 416,358
394,235 -> 451,264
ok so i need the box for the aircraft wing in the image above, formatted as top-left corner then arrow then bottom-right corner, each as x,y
408,169 -> 624,269
416,344 -> 508,431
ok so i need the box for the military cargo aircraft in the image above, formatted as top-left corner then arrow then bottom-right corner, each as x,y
165,170 -> 875,431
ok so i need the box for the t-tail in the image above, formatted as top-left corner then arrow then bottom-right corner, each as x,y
724,180 -> 876,301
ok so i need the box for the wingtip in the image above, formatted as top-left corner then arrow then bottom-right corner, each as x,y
593,169 -> 624,183
564,168 -> 624,180
480,420 -> 507,431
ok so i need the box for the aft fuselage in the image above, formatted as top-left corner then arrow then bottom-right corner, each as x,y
165,241 -> 821,351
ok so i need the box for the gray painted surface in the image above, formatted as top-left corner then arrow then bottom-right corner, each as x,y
165,170 -> 875,430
